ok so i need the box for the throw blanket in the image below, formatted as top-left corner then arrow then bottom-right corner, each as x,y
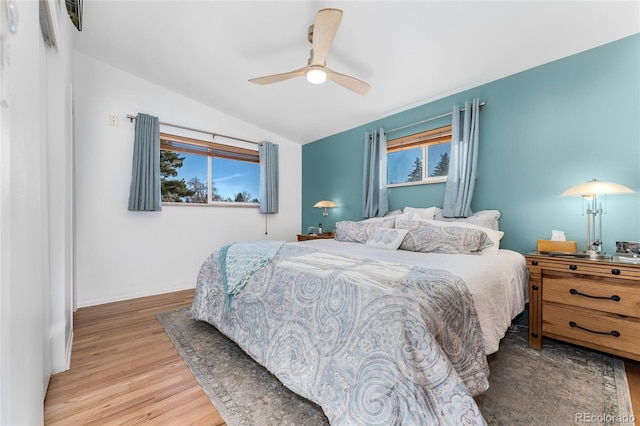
192,243 -> 489,425
219,240 -> 284,309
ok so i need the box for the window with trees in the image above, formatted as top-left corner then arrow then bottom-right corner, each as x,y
387,125 -> 451,186
160,133 -> 260,204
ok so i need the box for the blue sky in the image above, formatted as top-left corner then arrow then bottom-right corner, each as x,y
175,153 -> 260,200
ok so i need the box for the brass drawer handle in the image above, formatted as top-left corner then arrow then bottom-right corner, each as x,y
569,288 -> 620,301
569,321 -> 620,337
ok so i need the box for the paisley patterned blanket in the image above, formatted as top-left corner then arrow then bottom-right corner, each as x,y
191,243 -> 489,425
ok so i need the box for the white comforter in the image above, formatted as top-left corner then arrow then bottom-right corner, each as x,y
294,239 -> 528,354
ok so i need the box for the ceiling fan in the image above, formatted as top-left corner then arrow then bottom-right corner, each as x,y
249,8 -> 371,95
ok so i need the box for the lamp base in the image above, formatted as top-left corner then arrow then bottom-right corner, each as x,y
584,249 -> 612,260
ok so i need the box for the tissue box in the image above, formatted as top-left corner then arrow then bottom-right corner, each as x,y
537,240 -> 577,253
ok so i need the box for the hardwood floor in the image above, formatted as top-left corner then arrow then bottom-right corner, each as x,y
627,360 -> 640,421
45,290 -> 639,425
44,289 -> 224,425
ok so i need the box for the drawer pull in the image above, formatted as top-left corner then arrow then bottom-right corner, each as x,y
531,261 -> 539,266
532,285 -> 539,291
569,321 -> 620,337
611,269 -> 621,275
569,265 -> 578,271
569,288 -> 620,301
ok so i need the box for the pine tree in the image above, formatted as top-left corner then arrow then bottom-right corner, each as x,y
431,152 -> 449,177
160,151 -> 195,201
234,191 -> 253,202
407,157 -> 422,182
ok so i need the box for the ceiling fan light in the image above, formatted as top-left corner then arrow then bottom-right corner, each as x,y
306,67 -> 327,84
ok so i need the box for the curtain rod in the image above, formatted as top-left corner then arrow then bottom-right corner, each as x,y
385,101 -> 486,135
126,114 -> 260,145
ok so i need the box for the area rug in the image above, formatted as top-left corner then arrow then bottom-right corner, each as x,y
156,307 -> 635,425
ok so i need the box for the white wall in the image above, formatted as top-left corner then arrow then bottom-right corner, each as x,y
73,52 -> 302,307
0,0 -> 74,423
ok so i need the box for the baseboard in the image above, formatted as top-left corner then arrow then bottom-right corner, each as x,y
76,284 -> 195,308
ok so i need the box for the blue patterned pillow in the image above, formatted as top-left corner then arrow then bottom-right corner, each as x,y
335,219 -> 395,243
365,228 -> 409,250
396,220 -> 493,254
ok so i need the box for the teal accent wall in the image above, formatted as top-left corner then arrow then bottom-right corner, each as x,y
302,34 -> 640,254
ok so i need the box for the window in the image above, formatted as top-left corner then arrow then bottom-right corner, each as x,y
159,133 -> 260,204
387,125 -> 451,186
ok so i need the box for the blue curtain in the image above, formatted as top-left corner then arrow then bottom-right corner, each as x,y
362,128 -> 389,218
128,113 -> 161,211
259,141 -> 279,214
442,98 -> 480,218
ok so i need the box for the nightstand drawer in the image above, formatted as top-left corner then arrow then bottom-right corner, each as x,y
528,257 -> 640,279
543,304 -> 640,357
542,271 -> 640,317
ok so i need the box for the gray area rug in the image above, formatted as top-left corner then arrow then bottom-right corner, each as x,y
156,307 -> 635,426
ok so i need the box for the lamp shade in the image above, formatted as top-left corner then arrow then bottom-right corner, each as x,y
562,179 -> 634,197
313,200 -> 336,209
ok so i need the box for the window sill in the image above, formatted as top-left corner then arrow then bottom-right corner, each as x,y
163,202 -> 260,208
388,178 -> 446,188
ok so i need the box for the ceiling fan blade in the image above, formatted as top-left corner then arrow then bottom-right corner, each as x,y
248,66 -> 307,85
310,8 -> 343,66
326,68 -> 371,95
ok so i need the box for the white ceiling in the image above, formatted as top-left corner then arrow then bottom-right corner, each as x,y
74,1 -> 639,144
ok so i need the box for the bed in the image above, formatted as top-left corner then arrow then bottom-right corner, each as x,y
191,211 -> 528,425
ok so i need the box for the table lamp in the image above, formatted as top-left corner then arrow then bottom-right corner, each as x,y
313,200 -> 336,233
562,178 -> 634,257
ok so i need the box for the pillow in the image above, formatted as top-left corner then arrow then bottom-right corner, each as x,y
384,209 -> 403,217
365,228 -> 409,250
396,213 -> 504,250
434,208 -> 501,231
362,216 -> 391,223
427,220 -> 504,254
403,206 -> 438,221
396,220 -> 494,255
335,219 -> 395,243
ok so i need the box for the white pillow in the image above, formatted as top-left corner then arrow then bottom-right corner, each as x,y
403,206 -> 438,220
362,216 -> 391,223
384,209 -> 403,217
365,228 -> 409,250
434,208 -> 501,231
427,219 -> 504,255
362,212 -> 412,224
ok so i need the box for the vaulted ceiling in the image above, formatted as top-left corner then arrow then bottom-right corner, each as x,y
74,1 -> 639,144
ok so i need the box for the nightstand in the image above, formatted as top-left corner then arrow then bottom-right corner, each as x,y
525,252 -> 640,361
296,233 -> 334,242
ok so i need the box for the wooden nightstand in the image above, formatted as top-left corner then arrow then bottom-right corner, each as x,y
296,233 -> 334,242
525,252 -> 640,361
